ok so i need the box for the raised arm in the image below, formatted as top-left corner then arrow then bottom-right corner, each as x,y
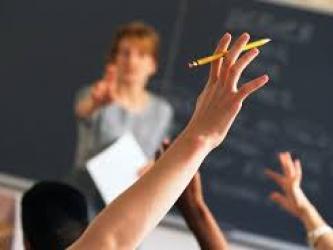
68,32 -> 268,250
265,152 -> 333,249
177,172 -> 228,250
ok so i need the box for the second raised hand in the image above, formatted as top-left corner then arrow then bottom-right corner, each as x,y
265,152 -> 312,218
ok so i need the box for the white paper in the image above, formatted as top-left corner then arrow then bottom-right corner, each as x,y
86,132 -> 148,204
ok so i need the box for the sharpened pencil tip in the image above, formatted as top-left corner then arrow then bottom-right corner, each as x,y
188,61 -> 198,69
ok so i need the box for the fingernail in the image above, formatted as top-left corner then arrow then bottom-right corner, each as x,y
262,74 -> 269,81
223,33 -> 231,40
253,48 -> 259,54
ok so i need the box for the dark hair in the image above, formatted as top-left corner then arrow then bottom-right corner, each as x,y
22,182 -> 88,250
107,21 -> 160,64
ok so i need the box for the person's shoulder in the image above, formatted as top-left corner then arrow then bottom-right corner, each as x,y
148,93 -> 174,133
149,93 -> 174,115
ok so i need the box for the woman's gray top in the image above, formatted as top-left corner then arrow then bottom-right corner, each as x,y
74,92 -> 173,168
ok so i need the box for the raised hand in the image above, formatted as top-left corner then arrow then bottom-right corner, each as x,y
186,33 -> 269,150
265,152 -> 311,218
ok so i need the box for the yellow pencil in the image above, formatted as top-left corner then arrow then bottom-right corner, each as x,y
188,38 -> 271,68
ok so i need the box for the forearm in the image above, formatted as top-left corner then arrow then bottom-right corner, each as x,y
300,204 -> 326,232
68,129 -> 212,250
180,202 -> 228,250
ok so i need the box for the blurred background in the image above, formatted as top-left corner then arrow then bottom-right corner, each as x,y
0,0 -> 332,249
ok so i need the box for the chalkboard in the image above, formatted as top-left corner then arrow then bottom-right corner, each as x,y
156,0 -> 333,244
1,0 -> 333,245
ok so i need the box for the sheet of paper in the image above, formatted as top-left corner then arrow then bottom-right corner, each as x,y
86,132 -> 148,204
